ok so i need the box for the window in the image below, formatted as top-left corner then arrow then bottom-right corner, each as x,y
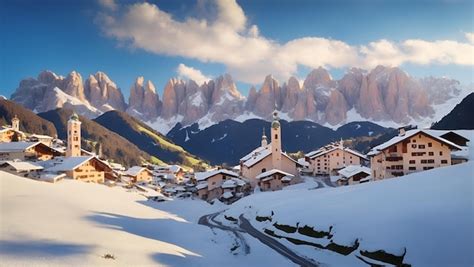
439,151 -> 443,156
411,144 -> 417,148
428,159 -> 434,164
428,143 -> 432,147
337,153 -> 339,156
418,145 -> 425,149
261,168 -> 266,173
428,152 -> 434,156
413,139 -> 417,143
441,160 -> 448,164
409,167 -> 416,171
423,167 -> 434,170
409,160 -> 415,164
389,146 -> 397,153
275,134 -> 278,139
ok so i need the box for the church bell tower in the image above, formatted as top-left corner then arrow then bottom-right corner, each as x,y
66,112 -> 81,157
271,110 -> 282,170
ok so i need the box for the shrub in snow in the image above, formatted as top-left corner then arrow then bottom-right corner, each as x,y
297,225 -> 333,239
325,239 -> 360,256
272,222 -> 297,234
102,254 -> 116,260
360,248 -> 407,266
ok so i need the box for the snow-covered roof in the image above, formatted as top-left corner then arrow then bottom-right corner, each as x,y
1,161 -> 43,171
422,130 -> 471,141
344,148 -> 368,160
194,169 -> 239,181
0,141 -> 39,152
168,165 -> 182,173
195,182 -> 208,190
124,166 -> 149,177
297,158 -> 309,167
242,148 -> 272,167
369,129 -> 463,156
240,145 -> 269,162
30,134 -> 53,140
44,156 -> 94,172
222,191 -> 234,199
256,169 -> 294,180
337,165 -> 371,178
221,178 -> 246,189
307,145 -> 367,160
241,144 -> 300,168
281,176 -> 293,182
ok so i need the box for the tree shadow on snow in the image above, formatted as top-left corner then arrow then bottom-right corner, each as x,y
86,211 -> 206,265
0,239 -> 93,258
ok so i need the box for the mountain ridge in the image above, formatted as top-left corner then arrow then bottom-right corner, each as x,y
10,66 -> 469,134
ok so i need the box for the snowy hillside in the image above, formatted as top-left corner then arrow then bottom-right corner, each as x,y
0,172 -> 295,266
222,161 -> 474,266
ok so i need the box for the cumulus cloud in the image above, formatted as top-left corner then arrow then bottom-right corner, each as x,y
98,0 -> 117,11
177,64 -> 212,85
97,0 -> 474,84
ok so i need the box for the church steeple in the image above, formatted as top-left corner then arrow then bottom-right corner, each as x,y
261,128 -> 268,147
11,115 -> 20,132
271,109 -> 282,169
66,112 -> 81,157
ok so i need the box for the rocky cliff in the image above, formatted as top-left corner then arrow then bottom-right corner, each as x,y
10,66 -> 468,134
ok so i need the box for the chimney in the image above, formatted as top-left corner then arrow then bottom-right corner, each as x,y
398,127 -> 406,136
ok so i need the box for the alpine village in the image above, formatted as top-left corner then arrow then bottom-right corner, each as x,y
1,0 -> 473,266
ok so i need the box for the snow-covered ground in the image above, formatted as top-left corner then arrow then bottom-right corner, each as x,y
0,172 -> 296,266
223,160 -> 474,266
1,144 -> 472,266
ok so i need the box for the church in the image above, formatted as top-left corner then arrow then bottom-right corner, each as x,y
239,111 -> 300,188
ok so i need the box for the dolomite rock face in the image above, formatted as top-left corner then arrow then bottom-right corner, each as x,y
253,75 -> 282,118
63,71 -> 86,102
325,89 -> 348,125
84,72 -> 127,112
127,77 -> 161,121
11,66 -> 460,131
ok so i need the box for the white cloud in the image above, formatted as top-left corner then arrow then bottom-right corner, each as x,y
177,64 -> 212,85
98,0 -> 117,11
464,32 -> 474,43
97,0 -> 474,84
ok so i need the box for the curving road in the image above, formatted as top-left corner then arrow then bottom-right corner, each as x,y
198,211 -> 250,254
199,212 -> 318,266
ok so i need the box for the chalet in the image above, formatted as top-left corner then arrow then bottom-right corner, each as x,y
305,141 -> 367,176
0,128 -> 25,142
194,169 -> 240,201
29,134 -> 54,147
240,111 -> 300,188
0,141 -> 63,161
40,156 -> 111,183
368,129 -> 462,180
423,130 -> 471,165
0,161 -> 43,177
221,177 -> 248,203
0,116 -> 26,142
335,165 -> 371,186
255,169 -> 295,191
124,166 -> 153,183
154,165 -> 186,184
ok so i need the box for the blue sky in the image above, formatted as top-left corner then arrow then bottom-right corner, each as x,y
1,0 -> 473,99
